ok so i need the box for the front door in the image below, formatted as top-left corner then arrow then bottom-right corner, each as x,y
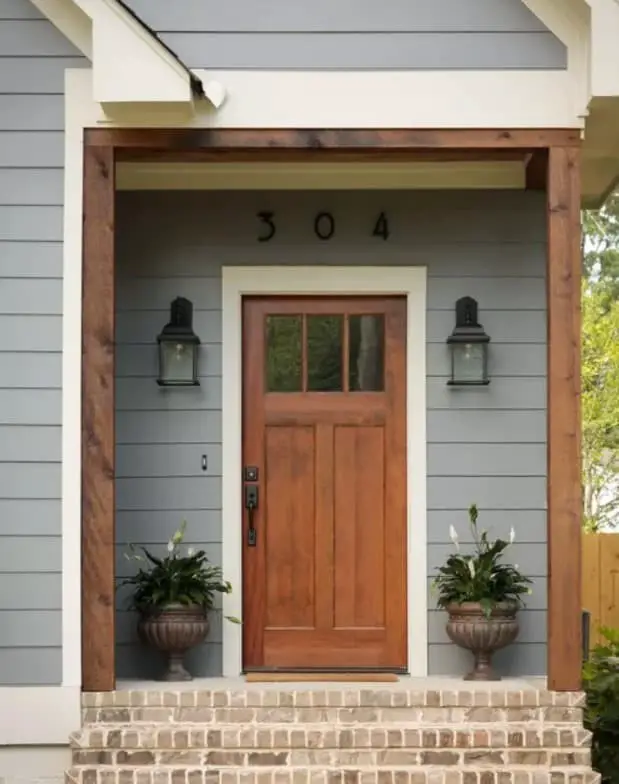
242,296 -> 407,671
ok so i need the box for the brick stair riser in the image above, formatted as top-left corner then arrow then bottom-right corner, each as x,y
81,707 -> 584,725
70,726 -> 592,752
64,767 -> 601,784
82,691 -> 586,711
71,748 -> 592,767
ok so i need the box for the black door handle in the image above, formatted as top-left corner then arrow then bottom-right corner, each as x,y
245,484 -> 259,546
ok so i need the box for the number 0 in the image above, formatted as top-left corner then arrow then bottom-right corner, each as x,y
373,212 -> 390,240
314,212 -> 335,241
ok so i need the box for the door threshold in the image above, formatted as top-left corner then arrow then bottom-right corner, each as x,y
245,672 -> 400,683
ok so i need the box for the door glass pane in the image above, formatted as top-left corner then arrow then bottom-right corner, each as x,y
307,315 -> 343,391
349,315 -> 385,391
266,315 -> 302,392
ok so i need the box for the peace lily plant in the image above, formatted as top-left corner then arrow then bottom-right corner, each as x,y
433,504 -> 532,680
120,521 -> 239,681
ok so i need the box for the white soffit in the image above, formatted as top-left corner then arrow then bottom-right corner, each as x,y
31,0 -> 199,107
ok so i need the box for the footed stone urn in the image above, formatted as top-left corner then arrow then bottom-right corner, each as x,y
446,601 -> 519,681
138,603 -> 209,681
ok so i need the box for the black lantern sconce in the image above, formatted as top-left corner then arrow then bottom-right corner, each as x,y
156,297 -> 201,387
446,296 -> 490,386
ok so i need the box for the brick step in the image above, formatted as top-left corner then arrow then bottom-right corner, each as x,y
82,706 -> 583,726
70,724 -> 592,752
70,746 -> 592,768
64,765 -> 601,784
83,690 -> 585,711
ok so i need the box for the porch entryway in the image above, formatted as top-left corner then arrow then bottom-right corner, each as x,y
241,296 -> 407,672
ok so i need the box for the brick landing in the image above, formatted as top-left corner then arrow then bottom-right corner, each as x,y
66,683 -> 599,784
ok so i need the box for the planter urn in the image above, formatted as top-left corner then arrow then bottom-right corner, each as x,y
446,601 -> 519,681
138,603 -> 209,681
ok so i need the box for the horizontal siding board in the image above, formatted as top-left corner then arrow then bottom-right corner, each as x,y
0,426 -> 60,462
0,21 -> 82,56
428,278 -> 545,311
0,57 -> 86,93
115,378 -> 222,411
428,410 -> 546,443
427,476 -> 547,510
116,278 -> 221,312
116,410 -> 221,444
0,0 -> 45,19
116,510 -> 222,544
0,279 -> 62,313
429,542 -> 547,577
0,610 -> 61,646
0,463 -> 60,498
0,96 -> 64,131
123,0 -> 550,33
0,242 -> 62,277
0,132 -> 64,169
427,378 -> 546,411
0,169 -> 63,206
0,389 -> 61,425
429,610 -> 546,645
0,499 -> 60,536
0,205 -> 63,241
0,536 -> 61,572
0,573 -> 61,609
116,641 -> 221,680
428,642 -> 546,676
0,316 -> 62,350
116,477 -> 222,512
160,31 -> 566,70
428,510 -> 547,545
428,443 -> 546,477
119,244 -> 546,279
0,353 -> 61,388
0,647 -> 60,685
116,444 -> 222,478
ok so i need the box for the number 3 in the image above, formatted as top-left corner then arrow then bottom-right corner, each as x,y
257,211 -> 276,242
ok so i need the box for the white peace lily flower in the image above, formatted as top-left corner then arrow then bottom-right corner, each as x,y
449,525 -> 460,551
468,560 -> 476,578
167,540 -> 175,553
509,527 -> 516,544
187,547 -> 196,557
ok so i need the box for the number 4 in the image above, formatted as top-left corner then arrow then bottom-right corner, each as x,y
373,212 -> 390,240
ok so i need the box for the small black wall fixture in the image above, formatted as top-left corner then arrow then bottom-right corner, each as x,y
446,296 -> 490,386
156,297 -> 201,387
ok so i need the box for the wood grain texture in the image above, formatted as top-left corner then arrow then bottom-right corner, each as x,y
84,127 -> 580,158
82,143 -> 116,691
546,145 -> 582,692
242,297 -> 407,671
525,150 -> 548,191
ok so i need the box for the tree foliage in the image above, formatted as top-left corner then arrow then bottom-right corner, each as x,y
582,194 -> 619,531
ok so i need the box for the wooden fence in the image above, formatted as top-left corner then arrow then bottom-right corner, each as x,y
582,532 -> 619,648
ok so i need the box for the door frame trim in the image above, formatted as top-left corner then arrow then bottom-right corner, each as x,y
221,266 -> 428,677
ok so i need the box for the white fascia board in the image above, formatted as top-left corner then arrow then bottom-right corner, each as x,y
585,0 -> 619,96
32,0 -> 195,106
30,0 -> 92,57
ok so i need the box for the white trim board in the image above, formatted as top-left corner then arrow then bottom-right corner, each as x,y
221,266 -> 428,678
0,687 -> 80,746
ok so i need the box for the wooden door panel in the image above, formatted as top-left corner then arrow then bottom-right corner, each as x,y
242,296 -> 407,672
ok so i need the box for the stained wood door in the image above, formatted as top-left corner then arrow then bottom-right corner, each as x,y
242,296 -> 407,671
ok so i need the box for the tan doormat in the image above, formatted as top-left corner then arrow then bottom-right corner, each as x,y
245,673 -> 399,683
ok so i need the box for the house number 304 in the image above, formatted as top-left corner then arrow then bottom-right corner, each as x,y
256,211 -> 390,242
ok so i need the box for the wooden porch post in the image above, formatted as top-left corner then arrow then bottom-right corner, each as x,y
546,145 -> 583,691
82,140 -> 116,691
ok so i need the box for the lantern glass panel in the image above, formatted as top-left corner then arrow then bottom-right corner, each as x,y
159,340 -> 196,385
452,342 -> 487,384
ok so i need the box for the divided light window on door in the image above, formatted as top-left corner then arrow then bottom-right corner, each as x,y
265,313 -> 385,393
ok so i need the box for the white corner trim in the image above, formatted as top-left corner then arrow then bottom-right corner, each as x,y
221,267 -> 428,678
0,687 -> 81,745
62,69 -> 91,690
31,0 -> 93,57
